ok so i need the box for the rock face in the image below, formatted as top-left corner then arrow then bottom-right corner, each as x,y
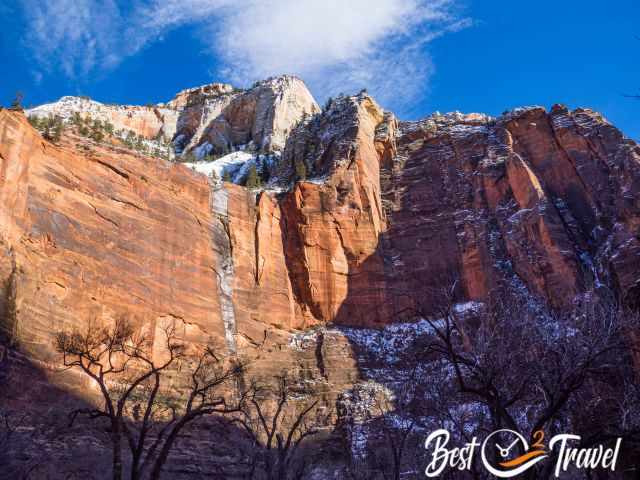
3,77 -> 640,477
380,105 -> 640,313
26,95 -> 180,141
26,75 -> 320,160
4,84 -> 640,358
277,95 -> 391,327
192,75 -> 320,156
0,110 -> 228,360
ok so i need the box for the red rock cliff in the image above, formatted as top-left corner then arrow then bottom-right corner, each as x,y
1,93 -> 640,361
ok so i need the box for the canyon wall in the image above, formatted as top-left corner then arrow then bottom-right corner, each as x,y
3,85 -> 640,363
4,76 -> 640,479
382,105 -> 640,311
0,110 -> 226,360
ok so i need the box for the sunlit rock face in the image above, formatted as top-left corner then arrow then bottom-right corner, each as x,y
26,75 -> 320,161
3,75 -> 640,477
27,95 -> 180,141
0,110 -> 227,361
4,80 -> 640,359
192,75 -> 321,155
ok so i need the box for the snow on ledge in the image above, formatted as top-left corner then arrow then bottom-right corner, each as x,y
183,151 -> 255,183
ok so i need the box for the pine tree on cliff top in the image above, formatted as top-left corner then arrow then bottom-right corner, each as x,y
9,91 -> 24,111
51,116 -> 63,143
27,115 -> 41,129
245,163 -> 262,189
71,111 -> 82,127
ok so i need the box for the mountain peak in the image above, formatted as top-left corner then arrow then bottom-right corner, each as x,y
163,82 -> 238,109
24,75 -> 320,174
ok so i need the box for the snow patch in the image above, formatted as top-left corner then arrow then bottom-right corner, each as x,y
184,151 -> 256,183
453,301 -> 483,314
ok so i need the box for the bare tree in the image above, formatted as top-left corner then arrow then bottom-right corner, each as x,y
232,373 -> 327,480
412,284 -> 640,479
365,366 -> 422,480
55,316 -> 246,480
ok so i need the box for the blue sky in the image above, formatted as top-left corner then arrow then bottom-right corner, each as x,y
1,0 -> 638,139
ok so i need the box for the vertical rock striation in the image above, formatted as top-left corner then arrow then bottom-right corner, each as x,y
208,181 -> 238,353
0,109 -> 227,359
3,81 -> 640,360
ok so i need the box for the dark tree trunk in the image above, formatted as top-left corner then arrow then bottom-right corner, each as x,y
112,421 -> 123,480
149,417 -> 190,480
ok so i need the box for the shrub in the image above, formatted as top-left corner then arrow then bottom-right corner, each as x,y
39,115 -> 64,143
260,157 -> 271,184
51,120 -> 63,143
179,151 -> 196,163
71,112 -> 83,126
27,116 -> 41,129
295,159 -> 307,181
90,128 -> 104,142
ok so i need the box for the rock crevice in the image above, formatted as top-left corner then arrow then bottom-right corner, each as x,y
2,90 -> 640,359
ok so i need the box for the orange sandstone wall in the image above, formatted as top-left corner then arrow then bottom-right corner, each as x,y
2,98 -> 640,362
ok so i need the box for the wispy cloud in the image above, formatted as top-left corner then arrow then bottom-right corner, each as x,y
21,0 -> 124,78
19,0 -> 470,112
212,0 -> 470,109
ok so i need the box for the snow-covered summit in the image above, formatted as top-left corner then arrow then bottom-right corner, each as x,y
28,96 -> 109,121
26,95 -> 180,141
175,74 -> 319,165
25,75 -> 320,167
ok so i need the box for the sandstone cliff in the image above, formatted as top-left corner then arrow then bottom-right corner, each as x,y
4,88 -> 640,360
26,95 -> 180,141
26,75 -> 319,161
3,77 -> 640,478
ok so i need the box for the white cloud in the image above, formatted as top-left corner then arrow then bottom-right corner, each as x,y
20,0 -> 470,113
213,0 -> 465,108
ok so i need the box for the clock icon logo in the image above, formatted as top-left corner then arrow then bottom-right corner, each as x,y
481,429 -> 548,478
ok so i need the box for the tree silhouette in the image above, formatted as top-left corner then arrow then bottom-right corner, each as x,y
294,159 -> 307,181
56,317 -> 247,480
232,373 -> 327,480
9,91 -> 24,111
